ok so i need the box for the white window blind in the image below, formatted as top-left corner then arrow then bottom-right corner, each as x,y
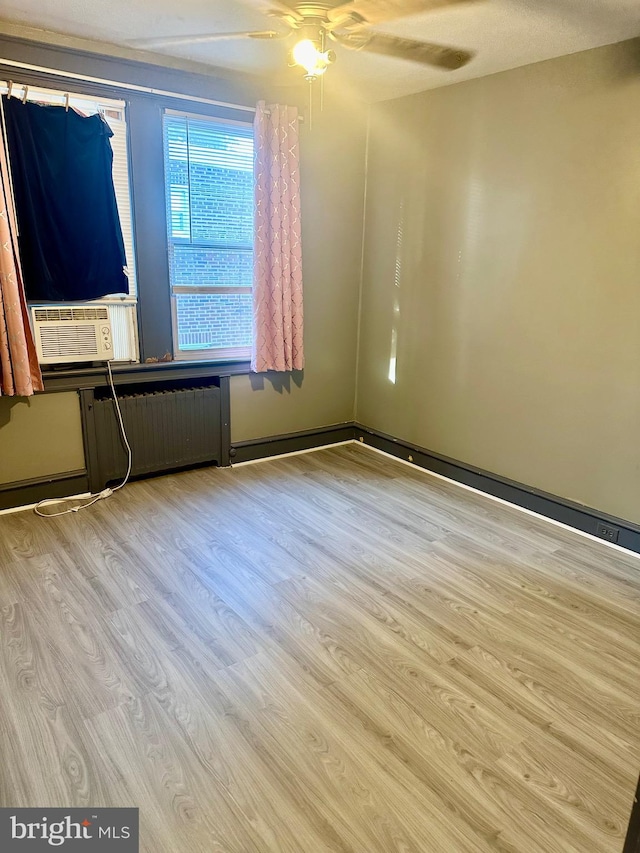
164,112 -> 254,170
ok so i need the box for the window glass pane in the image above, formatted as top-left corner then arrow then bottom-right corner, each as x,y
164,114 -> 253,248
185,119 -> 253,246
169,246 -> 252,288
175,292 -> 252,352
163,113 -> 254,357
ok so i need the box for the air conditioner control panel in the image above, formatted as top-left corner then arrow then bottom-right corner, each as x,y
101,325 -> 112,351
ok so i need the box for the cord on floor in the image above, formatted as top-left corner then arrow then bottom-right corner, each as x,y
34,361 -> 132,518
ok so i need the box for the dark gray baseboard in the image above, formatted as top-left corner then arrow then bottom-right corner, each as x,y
5,423 -> 638,560
231,420 -> 640,556
355,425 -> 640,557
230,423 -> 357,464
0,470 -> 89,512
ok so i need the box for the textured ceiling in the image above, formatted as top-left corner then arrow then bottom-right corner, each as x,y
0,0 -> 639,101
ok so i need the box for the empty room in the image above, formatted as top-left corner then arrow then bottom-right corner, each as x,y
0,1 -> 638,851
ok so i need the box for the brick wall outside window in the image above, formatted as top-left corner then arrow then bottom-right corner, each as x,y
175,292 -> 252,350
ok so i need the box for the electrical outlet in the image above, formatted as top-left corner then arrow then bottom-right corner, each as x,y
596,522 -> 619,544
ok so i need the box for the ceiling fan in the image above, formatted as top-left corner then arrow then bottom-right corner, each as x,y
131,0 -> 477,82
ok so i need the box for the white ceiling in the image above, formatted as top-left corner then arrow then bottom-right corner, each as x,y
0,0 -> 639,101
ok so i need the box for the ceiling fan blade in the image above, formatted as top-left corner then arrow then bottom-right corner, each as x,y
129,30 -> 289,49
328,0 -> 476,28
236,0 -> 304,26
334,31 -> 473,70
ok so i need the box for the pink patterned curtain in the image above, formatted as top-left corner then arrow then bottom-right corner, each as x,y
0,116 -> 43,396
252,101 -> 304,373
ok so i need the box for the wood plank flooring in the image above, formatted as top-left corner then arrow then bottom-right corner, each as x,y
0,443 -> 638,852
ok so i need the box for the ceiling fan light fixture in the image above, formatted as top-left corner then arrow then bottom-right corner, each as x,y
292,38 -> 334,79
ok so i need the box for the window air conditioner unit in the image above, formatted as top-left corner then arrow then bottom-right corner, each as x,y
30,305 -> 114,364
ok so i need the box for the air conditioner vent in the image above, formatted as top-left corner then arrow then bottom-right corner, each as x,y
33,306 -> 109,323
39,325 -> 99,359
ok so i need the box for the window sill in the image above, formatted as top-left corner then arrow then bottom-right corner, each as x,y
41,358 -> 252,392
173,346 -> 250,362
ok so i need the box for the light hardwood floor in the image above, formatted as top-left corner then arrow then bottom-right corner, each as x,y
0,443 -> 638,852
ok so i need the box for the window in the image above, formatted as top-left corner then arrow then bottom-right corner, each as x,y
3,83 -> 139,362
163,111 -> 254,360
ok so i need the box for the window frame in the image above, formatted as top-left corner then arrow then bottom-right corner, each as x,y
162,109 -> 255,363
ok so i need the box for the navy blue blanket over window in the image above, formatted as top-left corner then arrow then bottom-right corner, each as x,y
2,95 -> 128,301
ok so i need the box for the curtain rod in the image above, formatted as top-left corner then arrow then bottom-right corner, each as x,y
0,57 -> 258,113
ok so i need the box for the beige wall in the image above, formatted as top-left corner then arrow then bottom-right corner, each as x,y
356,39 -> 640,523
231,98 -> 367,441
0,392 -> 85,483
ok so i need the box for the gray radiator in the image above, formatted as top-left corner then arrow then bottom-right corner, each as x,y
80,379 -> 230,491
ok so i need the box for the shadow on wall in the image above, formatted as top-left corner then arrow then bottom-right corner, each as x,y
0,396 -> 30,429
250,370 -> 304,395
604,36 -> 640,82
